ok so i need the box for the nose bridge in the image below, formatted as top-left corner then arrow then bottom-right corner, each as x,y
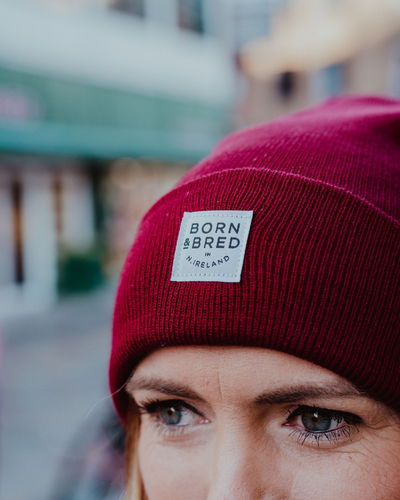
206,422 -> 265,500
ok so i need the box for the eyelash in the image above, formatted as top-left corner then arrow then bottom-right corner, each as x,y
285,405 -> 362,445
137,399 -> 363,445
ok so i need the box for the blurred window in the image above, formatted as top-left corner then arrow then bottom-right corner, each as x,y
309,65 -> 343,101
234,0 -> 287,49
388,38 -> 400,96
0,180 -> 15,287
325,65 -> 343,95
277,71 -> 296,99
110,0 -> 145,17
178,0 -> 204,33
53,176 -> 63,247
145,0 -> 178,26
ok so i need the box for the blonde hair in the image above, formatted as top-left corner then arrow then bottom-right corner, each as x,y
125,398 -> 148,500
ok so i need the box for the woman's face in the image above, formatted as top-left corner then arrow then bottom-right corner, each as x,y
127,346 -> 400,500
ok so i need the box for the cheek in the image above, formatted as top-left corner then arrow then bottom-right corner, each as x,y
137,427 -> 209,500
346,439 -> 400,500
288,442 -> 400,500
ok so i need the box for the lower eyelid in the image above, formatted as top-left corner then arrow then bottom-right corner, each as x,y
290,424 -> 356,442
286,422 -> 360,447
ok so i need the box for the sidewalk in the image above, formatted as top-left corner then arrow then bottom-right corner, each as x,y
1,285 -> 119,500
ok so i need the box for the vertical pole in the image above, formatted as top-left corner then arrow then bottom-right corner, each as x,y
11,179 -> 24,284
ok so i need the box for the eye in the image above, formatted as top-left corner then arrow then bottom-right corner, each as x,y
137,398 -> 208,436
301,410 -> 337,432
285,405 -> 362,446
159,405 -> 196,426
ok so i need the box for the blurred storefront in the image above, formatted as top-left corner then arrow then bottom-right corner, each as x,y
0,0 -> 234,319
4,0 -> 400,320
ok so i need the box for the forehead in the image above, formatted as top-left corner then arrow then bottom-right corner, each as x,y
128,346 -> 358,403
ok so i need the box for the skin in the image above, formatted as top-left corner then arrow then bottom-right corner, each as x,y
127,346 -> 400,500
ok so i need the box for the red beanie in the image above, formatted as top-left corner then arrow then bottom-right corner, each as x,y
110,95 -> 400,419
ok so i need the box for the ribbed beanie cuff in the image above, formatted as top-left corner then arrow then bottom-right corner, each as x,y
110,96 -> 400,419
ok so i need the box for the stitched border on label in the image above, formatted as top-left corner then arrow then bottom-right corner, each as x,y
173,213 -> 252,278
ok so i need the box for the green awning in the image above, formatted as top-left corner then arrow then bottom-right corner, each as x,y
0,121 -> 221,161
0,65 -> 230,161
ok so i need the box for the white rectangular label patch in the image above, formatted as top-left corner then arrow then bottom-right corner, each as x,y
171,210 -> 253,282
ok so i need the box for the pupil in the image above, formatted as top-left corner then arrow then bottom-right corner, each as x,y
302,411 -> 332,432
160,406 -> 182,425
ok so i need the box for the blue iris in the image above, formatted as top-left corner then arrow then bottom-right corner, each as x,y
160,406 -> 182,425
301,411 -> 332,432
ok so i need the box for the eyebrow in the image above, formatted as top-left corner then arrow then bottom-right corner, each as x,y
254,383 -> 365,406
127,377 -> 366,406
127,377 -> 205,402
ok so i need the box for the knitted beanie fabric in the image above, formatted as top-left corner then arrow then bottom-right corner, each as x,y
110,95 -> 400,419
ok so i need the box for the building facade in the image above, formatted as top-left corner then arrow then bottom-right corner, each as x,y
0,0 -> 234,318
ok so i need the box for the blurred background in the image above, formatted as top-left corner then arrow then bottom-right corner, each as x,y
2,0 -> 400,498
